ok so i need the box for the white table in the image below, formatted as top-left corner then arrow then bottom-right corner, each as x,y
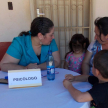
0,68 -> 91,108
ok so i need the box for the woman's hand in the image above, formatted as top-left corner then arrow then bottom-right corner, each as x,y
65,74 -> 75,82
26,63 -> 38,69
63,79 -> 72,89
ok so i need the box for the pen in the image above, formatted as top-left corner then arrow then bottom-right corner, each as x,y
5,76 -> 8,80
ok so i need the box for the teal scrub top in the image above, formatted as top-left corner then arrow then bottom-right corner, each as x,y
6,35 -> 58,66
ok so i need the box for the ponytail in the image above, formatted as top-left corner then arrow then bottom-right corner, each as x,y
18,31 -> 31,36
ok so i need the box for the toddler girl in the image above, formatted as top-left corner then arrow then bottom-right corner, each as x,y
64,34 -> 89,74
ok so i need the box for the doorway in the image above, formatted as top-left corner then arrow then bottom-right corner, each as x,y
30,0 -> 92,67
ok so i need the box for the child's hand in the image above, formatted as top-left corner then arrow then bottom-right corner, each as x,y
65,74 -> 75,82
63,79 -> 72,89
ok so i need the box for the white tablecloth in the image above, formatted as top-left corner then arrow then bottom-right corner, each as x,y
0,68 -> 92,108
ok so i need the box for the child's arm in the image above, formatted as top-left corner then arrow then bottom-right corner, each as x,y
63,61 -> 69,70
63,79 -> 93,102
65,74 -> 89,82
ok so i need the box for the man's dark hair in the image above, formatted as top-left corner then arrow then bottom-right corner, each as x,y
94,50 -> 108,78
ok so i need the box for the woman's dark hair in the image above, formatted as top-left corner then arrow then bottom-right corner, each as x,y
93,50 -> 108,78
65,34 -> 89,58
94,17 -> 108,41
18,17 -> 54,36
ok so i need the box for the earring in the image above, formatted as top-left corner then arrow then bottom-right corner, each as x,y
40,41 -> 42,45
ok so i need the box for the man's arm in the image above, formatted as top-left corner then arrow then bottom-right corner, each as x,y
67,84 -> 93,102
63,80 -> 93,102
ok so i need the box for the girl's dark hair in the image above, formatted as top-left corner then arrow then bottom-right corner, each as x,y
94,50 -> 108,78
94,17 -> 108,41
65,34 -> 89,58
18,17 -> 54,36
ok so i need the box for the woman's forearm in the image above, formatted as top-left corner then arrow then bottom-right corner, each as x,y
38,62 -> 47,70
74,75 -> 89,82
0,58 -> 60,72
0,63 -> 26,72
54,60 -> 60,68
38,60 -> 60,70
81,51 -> 92,75
82,63 -> 90,75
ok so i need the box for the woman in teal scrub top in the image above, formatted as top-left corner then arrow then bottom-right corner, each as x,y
0,17 -> 60,72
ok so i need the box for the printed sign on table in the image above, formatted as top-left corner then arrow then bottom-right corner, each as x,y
8,69 -> 42,88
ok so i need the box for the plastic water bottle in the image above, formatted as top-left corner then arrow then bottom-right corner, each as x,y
47,50 -> 55,80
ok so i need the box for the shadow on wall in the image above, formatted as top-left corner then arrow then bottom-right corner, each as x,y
0,42 -> 11,61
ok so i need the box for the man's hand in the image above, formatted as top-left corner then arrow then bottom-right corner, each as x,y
63,79 -> 72,89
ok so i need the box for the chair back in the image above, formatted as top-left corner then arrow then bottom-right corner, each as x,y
0,42 -> 11,61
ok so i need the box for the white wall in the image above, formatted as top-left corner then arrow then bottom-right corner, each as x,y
1,0 -> 108,42
0,0 -> 31,42
92,0 -> 108,41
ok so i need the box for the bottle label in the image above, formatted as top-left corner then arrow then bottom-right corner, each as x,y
47,66 -> 55,74
50,68 -> 54,74
49,61 -> 53,66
